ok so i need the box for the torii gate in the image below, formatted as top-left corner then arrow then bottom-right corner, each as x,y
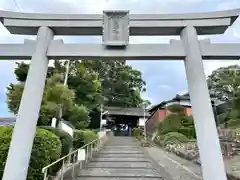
1,9 -> 240,180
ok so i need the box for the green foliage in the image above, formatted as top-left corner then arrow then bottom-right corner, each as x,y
157,114 -> 181,135
7,60 -> 148,130
132,128 -> 143,138
6,83 -> 24,114
208,65 -> 240,101
73,130 -> 98,149
178,126 -> 196,139
82,60 -> 146,107
66,104 -> 90,129
166,104 -> 184,114
6,73 -> 75,126
156,111 -> 196,143
227,119 -> 240,128
39,126 -> 73,156
14,62 -> 29,82
217,112 -> 231,125
163,132 -> 188,146
67,62 -> 104,109
0,127 -> 62,180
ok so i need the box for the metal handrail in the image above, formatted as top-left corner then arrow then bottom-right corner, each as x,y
42,134 -> 108,180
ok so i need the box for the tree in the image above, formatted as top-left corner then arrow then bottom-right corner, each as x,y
14,62 -> 56,83
7,60 -> 149,128
12,61 -> 104,110
82,60 -> 146,107
208,65 -> 240,101
65,104 -> 90,129
6,74 -> 75,125
67,62 -> 103,110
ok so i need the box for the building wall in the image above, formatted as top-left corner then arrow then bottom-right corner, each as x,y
185,107 -> 192,116
146,109 -> 166,134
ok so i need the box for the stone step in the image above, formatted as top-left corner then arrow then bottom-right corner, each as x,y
98,150 -> 143,154
86,161 -> 153,168
93,153 -> 146,158
103,147 -> 141,150
104,146 -> 140,148
91,157 -> 149,162
76,177 -> 162,180
78,168 -> 161,177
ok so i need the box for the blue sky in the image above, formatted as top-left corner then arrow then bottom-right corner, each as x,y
0,0 -> 240,116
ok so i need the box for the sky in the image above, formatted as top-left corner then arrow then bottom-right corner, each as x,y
0,0 -> 240,116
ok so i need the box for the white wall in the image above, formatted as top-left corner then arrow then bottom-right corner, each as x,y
98,131 -> 106,138
59,121 -> 73,137
139,118 -> 146,126
179,100 -> 191,106
165,100 -> 191,107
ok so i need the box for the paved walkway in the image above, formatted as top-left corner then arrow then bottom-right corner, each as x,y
145,146 -> 203,180
76,136 -> 170,180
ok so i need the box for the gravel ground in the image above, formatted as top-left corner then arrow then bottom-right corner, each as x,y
145,146 -> 203,180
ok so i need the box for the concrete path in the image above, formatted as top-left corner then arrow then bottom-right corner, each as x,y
145,146 -> 203,180
76,137 -> 171,180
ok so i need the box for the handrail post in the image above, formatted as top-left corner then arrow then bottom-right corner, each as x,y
41,137 -> 107,180
90,143 -> 93,158
72,153 -> 76,179
86,146 -> 89,163
43,169 -> 48,180
60,159 -> 65,180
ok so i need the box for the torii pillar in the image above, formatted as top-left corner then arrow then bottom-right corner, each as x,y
2,26 -> 54,180
181,26 -> 227,180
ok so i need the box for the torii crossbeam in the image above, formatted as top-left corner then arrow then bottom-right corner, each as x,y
1,9 -> 240,180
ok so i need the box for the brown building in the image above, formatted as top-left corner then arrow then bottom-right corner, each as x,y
146,92 -> 224,135
146,94 -> 192,134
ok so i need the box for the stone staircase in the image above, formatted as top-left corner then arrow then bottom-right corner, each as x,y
76,136 -> 164,180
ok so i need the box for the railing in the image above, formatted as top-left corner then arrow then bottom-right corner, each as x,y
42,135 -> 108,180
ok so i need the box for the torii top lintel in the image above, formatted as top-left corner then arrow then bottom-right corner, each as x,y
0,9 -> 239,36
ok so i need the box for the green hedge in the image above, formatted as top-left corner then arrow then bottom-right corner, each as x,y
157,114 -> 181,135
163,132 -> 188,146
73,130 -> 98,149
178,126 -> 196,139
0,126 -> 62,180
227,119 -> 240,128
39,126 -> 73,156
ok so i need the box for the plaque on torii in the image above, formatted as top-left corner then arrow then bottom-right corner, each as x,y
103,10 -> 129,47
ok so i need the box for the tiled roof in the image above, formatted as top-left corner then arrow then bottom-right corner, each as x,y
104,106 -> 150,117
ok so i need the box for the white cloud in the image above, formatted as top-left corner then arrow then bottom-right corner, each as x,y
203,60 -> 240,77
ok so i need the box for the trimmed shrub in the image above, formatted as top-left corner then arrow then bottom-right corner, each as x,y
73,130 -> 98,149
0,126 -> 62,180
83,130 -> 98,144
178,126 -> 196,139
157,114 -> 181,135
227,119 -> 240,128
163,132 -> 188,146
217,112 -> 230,125
39,126 -> 73,156
132,128 -> 142,138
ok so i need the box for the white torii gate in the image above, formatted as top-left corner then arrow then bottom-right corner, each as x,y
1,9 -> 240,180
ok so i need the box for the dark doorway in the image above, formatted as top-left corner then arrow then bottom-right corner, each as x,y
106,115 -> 139,136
